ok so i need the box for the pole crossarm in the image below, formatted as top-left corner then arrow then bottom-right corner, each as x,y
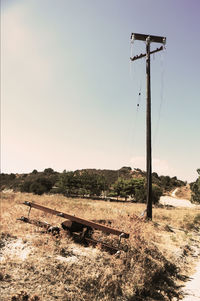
130,45 -> 164,61
131,33 -> 166,44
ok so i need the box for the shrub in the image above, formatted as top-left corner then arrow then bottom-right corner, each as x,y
29,182 -> 47,195
152,184 -> 163,204
20,180 -> 32,193
20,176 -> 53,195
190,169 -> 200,203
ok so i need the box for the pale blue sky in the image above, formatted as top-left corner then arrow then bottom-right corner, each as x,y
1,0 -> 200,182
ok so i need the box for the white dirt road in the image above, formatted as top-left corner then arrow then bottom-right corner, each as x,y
159,189 -> 200,300
159,188 -> 196,208
182,261 -> 200,301
159,195 -> 196,208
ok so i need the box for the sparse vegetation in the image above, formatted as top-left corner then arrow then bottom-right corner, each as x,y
0,191 -> 199,300
0,167 -> 185,202
175,185 -> 191,200
190,169 -> 200,203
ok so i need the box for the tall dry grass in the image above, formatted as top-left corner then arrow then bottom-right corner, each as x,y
1,191 -> 200,301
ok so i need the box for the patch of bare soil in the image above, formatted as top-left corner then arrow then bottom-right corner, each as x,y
182,260 -> 200,300
174,185 -> 192,200
0,232 -> 103,301
159,195 -> 196,208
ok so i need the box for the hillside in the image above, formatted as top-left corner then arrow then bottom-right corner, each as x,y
0,167 -> 186,198
173,185 -> 192,200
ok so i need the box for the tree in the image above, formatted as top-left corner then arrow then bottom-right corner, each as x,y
20,175 -> 54,195
134,178 -> 146,202
44,168 -> 55,174
56,171 -> 77,196
190,169 -> 200,203
152,184 -> 163,204
113,177 -> 146,201
29,182 -> 46,195
79,172 -> 106,197
113,178 -> 128,200
20,180 -> 32,193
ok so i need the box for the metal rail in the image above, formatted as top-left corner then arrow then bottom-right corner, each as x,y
23,202 -> 129,238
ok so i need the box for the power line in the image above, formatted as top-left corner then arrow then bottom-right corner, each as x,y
153,50 -> 166,148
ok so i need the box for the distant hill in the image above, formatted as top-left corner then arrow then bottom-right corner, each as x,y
1,166 -> 186,196
75,167 -> 185,192
76,166 -> 143,186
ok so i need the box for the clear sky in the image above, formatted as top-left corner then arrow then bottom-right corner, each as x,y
1,0 -> 200,182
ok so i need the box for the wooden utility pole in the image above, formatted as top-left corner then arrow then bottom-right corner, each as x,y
130,33 -> 166,219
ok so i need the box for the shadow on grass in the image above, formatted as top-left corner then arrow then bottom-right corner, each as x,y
127,260 -> 190,301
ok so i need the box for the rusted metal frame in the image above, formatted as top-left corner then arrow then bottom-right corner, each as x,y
17,216 -> 50,228
23,202 -> 129,238
130,46 -> 163,62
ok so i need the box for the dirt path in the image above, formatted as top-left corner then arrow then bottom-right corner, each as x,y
159,189 -> 200,300
159,188 -> 197,208
182,261 -> 200,300
171,188 -> 178,197
159,195 -> 196,208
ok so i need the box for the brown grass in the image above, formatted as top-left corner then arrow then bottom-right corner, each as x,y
0,191 -> 200,301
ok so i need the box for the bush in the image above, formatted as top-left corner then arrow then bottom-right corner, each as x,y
20,180 -> 32,193
29,182 -> 47,195
20,176 -> 54,195
152,184 -> 163,204
190,169 -> 200,203
43,168 -> 55,174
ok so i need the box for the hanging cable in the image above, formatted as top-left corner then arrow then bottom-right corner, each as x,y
129,37 -> 135,79
128,58 -> 145,164
153,49 -> 166,148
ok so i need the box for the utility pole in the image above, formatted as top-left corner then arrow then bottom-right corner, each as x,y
130,33 -> 166,219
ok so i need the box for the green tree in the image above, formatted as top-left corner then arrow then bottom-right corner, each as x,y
20,180 -> 32,193
134,178 -> 146,202
113,177 -> 145,201
79,172 -> 106,197
56,171 -> 77,196
113,178 -> 127,200
152,184 -> 163,204
190,169 -> 200,203
44,168 -> 55,174
20,175 -> 54,195
29,182 -> 46,195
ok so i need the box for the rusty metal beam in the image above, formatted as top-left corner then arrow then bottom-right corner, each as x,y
23,202 -> 129,238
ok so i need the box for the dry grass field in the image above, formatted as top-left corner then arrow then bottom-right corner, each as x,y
0,191 -> 200,301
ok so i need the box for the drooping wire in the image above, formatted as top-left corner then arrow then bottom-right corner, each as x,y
153,49 -> 166,148
128,55 -> 145,163
131,87 -> 142,149
129,37 -> 134,79
128,42 -> 166,170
